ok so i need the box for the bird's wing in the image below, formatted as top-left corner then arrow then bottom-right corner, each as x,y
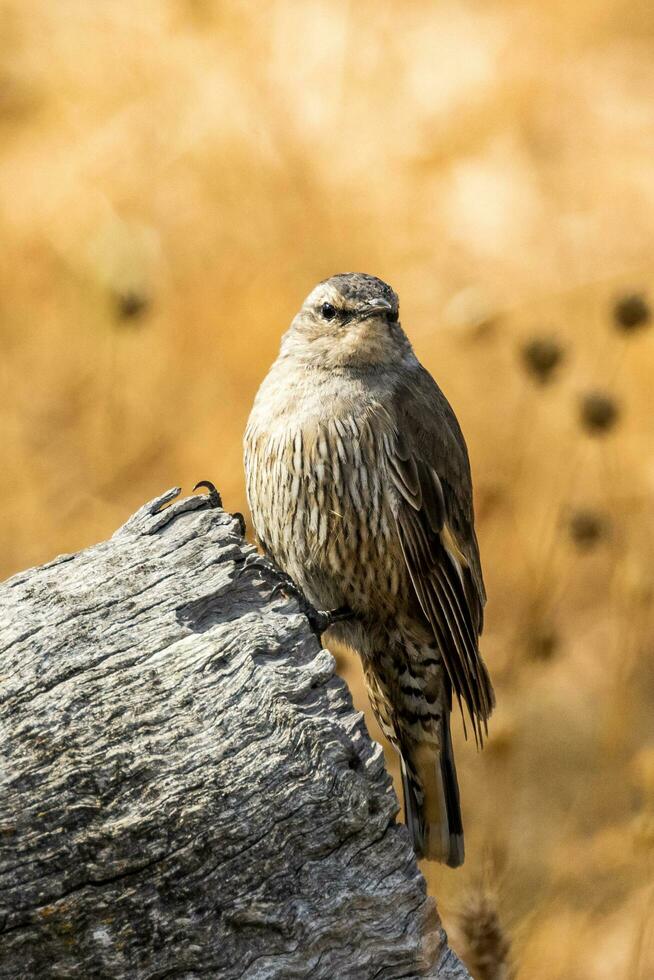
387,368 -> 494,745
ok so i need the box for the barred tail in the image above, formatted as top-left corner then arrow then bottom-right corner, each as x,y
400,710 -> 464,867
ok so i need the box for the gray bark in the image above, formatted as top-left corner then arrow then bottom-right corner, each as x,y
0,488 -> 471,980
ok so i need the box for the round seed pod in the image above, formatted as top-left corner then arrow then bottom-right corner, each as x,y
520,336 -> 564,385
613,292 -> 650,333
526,625 -> 559,662
113,288 -> 150,324
579,391 -> 619,435
568,509 -> 608,551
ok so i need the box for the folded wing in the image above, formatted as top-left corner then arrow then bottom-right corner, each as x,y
388,374 -> 495,745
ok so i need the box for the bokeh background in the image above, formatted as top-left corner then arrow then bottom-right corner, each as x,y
2,1 -> 654,976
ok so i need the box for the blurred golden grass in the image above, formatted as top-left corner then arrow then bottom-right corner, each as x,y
1,1 -> 654,975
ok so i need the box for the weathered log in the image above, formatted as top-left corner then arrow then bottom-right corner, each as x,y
0,488 -> 471,979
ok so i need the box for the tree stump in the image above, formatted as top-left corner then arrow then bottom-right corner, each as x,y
0,488 -> 471,979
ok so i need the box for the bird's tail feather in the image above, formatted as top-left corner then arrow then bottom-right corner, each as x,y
401,712 -> 464,867
438,708 -> 464,866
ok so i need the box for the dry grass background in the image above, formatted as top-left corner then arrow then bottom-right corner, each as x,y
1,0 -> 654,976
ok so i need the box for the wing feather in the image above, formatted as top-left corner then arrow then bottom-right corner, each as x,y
387,372 -> 495,744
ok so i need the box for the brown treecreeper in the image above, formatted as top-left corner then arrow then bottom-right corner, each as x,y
244,273 -> 494,866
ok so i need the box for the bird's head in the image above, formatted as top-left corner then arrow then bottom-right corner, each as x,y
282,273 -> 412,370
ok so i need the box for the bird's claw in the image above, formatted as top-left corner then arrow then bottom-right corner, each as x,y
232,512 -> 247,536
193,480 -> 223,509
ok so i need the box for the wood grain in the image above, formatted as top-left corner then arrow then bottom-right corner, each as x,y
0,488 -> 470,979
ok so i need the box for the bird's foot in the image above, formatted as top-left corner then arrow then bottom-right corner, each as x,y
193,480 -> 246,535
269,569 -> 354,638
305,604 -> 355,638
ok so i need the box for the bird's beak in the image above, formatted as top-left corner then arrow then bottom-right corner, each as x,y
359,297 -> 393,319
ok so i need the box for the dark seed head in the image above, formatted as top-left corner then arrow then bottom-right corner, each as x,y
113,288 -> 150,323
458,888 -> 511,980
527,626 -> 559,662
520,336 -> 565,385
568,509 -> 608,551
613,292 -> 650,333
579,391 -> 619,435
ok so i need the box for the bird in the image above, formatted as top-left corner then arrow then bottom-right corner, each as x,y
244,272 -> 494,866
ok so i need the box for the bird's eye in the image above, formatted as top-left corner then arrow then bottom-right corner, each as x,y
320,302 -> 336,321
